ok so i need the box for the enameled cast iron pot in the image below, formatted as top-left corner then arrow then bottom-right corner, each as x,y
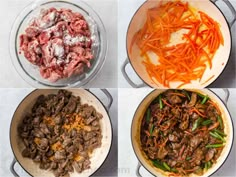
131,89 -> 234,177
122,0 -> 236,88
10,89 -> 113,177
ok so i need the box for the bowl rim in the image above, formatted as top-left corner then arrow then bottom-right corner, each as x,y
125,0 -> 233,88
9,0 -> 108,88
130,89 -> 234,177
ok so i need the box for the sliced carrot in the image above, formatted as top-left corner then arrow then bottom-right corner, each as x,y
130,1 -> 224,88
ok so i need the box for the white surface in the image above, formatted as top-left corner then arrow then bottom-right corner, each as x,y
0,0 -> 117,88
0,88 -> 118,177
118,0 -> 236,88
118,89 -> 236,177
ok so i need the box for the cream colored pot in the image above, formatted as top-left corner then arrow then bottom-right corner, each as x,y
131,89 -> 233,177
122,0 -> 236,88
10,89 -> 113,177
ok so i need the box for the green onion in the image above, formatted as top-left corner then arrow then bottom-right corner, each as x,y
183,90 -> 191,100
186,156 -> 192,161
146,108 -> 151,122
201,95 -> 209,104
192,117 -> 202,131
152,160 -> 167,171
201,119 -> 212,126
150,125 -> 154,135
206,144 -> 224,148
159,95 -> 163,109
213,129 -> 227,137
217,115 -> 223,129
197,93 -> 205,98
163,162 -> 171,171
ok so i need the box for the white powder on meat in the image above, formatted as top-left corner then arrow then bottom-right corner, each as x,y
39,11 -> 57,29
53,44 -> 64,58
64,34 -> 87,46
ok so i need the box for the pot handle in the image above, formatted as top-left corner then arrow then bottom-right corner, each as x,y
88,89 -> 113,111
222,88 -> 230,105
121,58 -> 146,88
10,158 -> 19,177
136,163 -> 142,177
212,0 -> 236,27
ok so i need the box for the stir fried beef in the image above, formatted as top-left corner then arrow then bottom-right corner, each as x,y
140,90 -> 226,176
18,90 -> 103,177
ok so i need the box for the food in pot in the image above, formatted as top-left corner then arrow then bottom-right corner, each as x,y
18,90 -> 103,177
140,89 -> 226,176
130,1 -> 224,88
19,8 -> 93,82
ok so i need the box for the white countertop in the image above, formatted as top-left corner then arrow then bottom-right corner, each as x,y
0,88 -> 118,177
118,89 -> 236,177
0,0 -> 117,88
118,0 -> 236,88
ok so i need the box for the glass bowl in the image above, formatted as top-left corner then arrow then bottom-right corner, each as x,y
10,0 -> 107,87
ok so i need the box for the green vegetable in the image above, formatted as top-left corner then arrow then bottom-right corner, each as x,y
217,115 -> 223,129
163,162 -> 171,171
183,90 -> 190,100
201,119 -> 212,126
204,161 -> 212,170
214,131 -> 226,143
213,129 -> 227,137
192,117 -> 202,131
197,93 -> 205,98
209,132 -> 225,142
206,144 -> 224,148
152,160 -> 167,171
159,95 -> 163,109
171,168 -> 178,173
150,124 -> 154,135
201,95 -> 209,104
146,108 -> 151,122
186,156 -> 192,161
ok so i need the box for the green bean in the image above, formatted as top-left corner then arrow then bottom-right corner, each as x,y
192,117 -> 202,131
204,161 -> 212,170
197,93 -> 205,98
171,168 -> 178,173
206,144 -> 224,148
214,131 -> 226,143
209,132 -> 225,142
186,156 -> 192,161
150,124 -> 154,135
159,95 -> 163,109
201,95 -> 209,104
163,162 -> 171,171
201,119 -> 212,126
152,160 -> 167,171
183,90 -> 190,100
209,131 -> 219,139
213,129 -> 227,137
217,115 -> 223,129
146,108 -> 151,122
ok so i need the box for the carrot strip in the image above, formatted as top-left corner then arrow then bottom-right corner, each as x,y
130,1 -> 224,88
208,122 -> 220,130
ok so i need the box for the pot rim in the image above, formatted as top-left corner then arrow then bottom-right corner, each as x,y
125,0 -> 233,88
9,89 -> 113,177
130,89 -> 234,177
